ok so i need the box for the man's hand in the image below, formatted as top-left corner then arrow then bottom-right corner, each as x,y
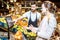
13,19 -> 18,24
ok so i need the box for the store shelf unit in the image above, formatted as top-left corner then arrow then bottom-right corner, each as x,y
0,26 -> 14,33
8,1 -> 42,15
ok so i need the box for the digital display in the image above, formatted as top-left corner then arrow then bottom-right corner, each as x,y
6,16 -> 14,28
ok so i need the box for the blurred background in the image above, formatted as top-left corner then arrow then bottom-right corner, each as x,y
0,0 -> 60,40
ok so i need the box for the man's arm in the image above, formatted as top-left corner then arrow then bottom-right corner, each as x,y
14,12 -> 28,23
14,16 -> 24,22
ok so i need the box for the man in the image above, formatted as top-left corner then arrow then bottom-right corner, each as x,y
15,3 -> 41,28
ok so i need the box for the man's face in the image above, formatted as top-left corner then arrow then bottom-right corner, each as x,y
31,4 -> 37,11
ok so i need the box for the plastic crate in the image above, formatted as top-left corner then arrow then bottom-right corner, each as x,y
12,28 -> 17,33
0,22 -> 8,28
0,37 -> 8,40
0,22 -> 4,27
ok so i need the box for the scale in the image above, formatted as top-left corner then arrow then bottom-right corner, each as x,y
5,16 -> 14,40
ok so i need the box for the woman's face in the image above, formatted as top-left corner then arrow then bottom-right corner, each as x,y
41,4 -> 47,14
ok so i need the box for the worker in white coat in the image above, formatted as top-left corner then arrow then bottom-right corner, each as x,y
29,1 -> 57,40
14,2 -> 41,40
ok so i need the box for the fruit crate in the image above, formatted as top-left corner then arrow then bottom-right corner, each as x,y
0,22 -> 5,27
0,37 -> 8,40
0,22 -> 7,28
26,36 -> 36,40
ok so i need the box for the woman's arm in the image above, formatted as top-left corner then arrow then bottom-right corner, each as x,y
37,13 -> 41,26
37,17 -> 41,26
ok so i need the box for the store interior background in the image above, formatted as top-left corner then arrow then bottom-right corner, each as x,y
0,0 -> 60,40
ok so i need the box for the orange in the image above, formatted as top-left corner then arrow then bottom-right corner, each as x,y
15,31 -> 22,40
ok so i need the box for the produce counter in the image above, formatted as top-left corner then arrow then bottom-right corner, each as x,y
0,15 -> 37,40
0,14 -> 60,40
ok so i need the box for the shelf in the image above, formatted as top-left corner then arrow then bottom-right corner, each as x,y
0,26 -> 14,34
9,7 -> 41,8
0,26 -> 8,32
0,9 -> 9,12
21,7 -> 41,8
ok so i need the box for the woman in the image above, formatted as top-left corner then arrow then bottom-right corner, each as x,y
30,1 -> 57,40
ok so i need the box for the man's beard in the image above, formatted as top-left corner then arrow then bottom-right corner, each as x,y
31,9 -> 36,12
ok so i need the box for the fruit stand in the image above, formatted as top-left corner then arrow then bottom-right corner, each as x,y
0,14 -> 37,40
0,0 -> 60,40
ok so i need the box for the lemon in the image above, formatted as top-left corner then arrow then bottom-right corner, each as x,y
3,20 -> 6,23
16,15 -> 21,18
23,18 -> 28,21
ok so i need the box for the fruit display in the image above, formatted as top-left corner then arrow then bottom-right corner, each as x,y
14,25 -> 37,40
11,14 -> 28,27
0,14 -> 36,40
14,31 -> 23,40
0,18 -> 6,23
11,15 -> 21,20
16,18 -> 28,27
13,25 -> 37,37
0,17 -> 7,28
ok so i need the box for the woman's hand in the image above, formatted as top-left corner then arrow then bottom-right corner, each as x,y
29,24 -> 34,30
29,25 -> 37,33
31,28 -> 37,33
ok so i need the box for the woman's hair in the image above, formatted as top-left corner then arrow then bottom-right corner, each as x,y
43,1 -> 57,13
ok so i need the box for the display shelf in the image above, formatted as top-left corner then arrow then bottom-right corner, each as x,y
21,7 -> 41,8
9,7 -> 41,8
0,26 -> 8,32
0,26 -> 14,34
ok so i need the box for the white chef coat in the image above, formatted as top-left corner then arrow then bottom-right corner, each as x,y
22,11 -> 41,22
36,13 -> 57,39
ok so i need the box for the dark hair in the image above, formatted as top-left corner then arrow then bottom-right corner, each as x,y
31,2 -> 37,6
43,1 -> 57,13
